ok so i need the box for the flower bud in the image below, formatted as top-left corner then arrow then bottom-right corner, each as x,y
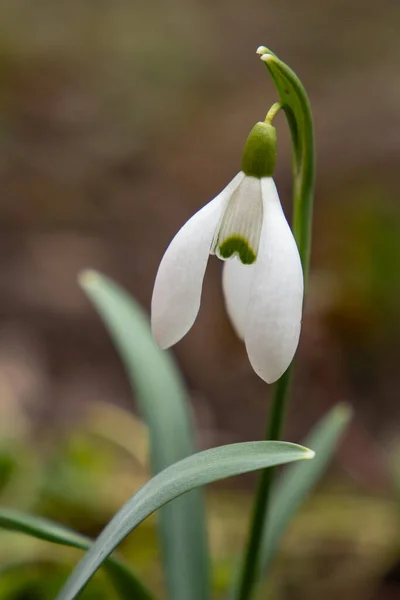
241,122 -> 277,178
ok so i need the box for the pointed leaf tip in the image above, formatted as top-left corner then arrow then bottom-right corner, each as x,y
260,53 -> 273,63
78,271 -> 211,600
78,269 -> 100,289
54,441 -> 313,600
333,402 -> 353,421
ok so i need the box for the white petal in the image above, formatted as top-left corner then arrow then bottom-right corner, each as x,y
244,178 -> 304,383
222,258 -> 254,340
213,176 -> 262,264
151,172 -> 245,349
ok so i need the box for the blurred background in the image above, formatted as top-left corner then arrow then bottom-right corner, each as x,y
0,0 -> 400,598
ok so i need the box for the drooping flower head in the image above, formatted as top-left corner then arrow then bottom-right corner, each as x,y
151,120 -> 304,383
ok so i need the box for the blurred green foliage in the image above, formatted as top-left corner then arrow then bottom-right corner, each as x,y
1,399 -> 399,600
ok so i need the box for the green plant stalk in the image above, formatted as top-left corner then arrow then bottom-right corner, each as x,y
234,49 -> 315,600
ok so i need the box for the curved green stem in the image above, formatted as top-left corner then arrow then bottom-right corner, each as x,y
265,101 -> 282,124
234,49 -> 315,600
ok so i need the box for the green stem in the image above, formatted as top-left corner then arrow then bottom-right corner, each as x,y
235,368 -> 292,600
234,49 -> 315,600
265,101 -> 282,124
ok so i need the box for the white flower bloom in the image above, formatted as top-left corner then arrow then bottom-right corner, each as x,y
151,122 -> 304,383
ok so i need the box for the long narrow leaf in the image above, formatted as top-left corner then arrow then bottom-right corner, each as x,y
259,47 -> 315,280
0,507 -> 153,600
79,270 -> 210,600
259,403 -> 352,574
56,441 -> 314,600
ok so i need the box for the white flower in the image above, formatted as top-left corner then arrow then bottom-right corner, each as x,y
151,123 -> 304,383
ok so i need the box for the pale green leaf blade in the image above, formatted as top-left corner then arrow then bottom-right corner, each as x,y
0,507 -> 153,600
56,441 -> 314,600
260,404 -> 352,574
79,270 -> 209,600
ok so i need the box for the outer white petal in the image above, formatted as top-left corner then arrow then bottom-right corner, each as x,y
244,178 -> 304,383
222,258 -> 254,340
151,172 -> 245,349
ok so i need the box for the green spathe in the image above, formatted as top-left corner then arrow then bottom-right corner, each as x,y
219,236 -> 257,264
241,122 -> 277,178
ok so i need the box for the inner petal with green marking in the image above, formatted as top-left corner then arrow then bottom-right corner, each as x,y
212,176 -> 263,265
219,236 -> 257,264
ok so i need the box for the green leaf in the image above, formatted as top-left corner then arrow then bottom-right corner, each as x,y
259,404 -> 352,575
79,270 -> 210,600
56,441 -> 314,600
0,507 -> 153,600
259,47 -> 315,284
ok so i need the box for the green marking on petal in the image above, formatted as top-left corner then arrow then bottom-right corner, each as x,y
219,236 -> 257,265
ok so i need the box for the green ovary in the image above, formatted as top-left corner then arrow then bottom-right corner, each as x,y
218,236 -> 257,264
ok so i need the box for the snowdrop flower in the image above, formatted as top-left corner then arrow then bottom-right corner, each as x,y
151,121 -> 304,383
